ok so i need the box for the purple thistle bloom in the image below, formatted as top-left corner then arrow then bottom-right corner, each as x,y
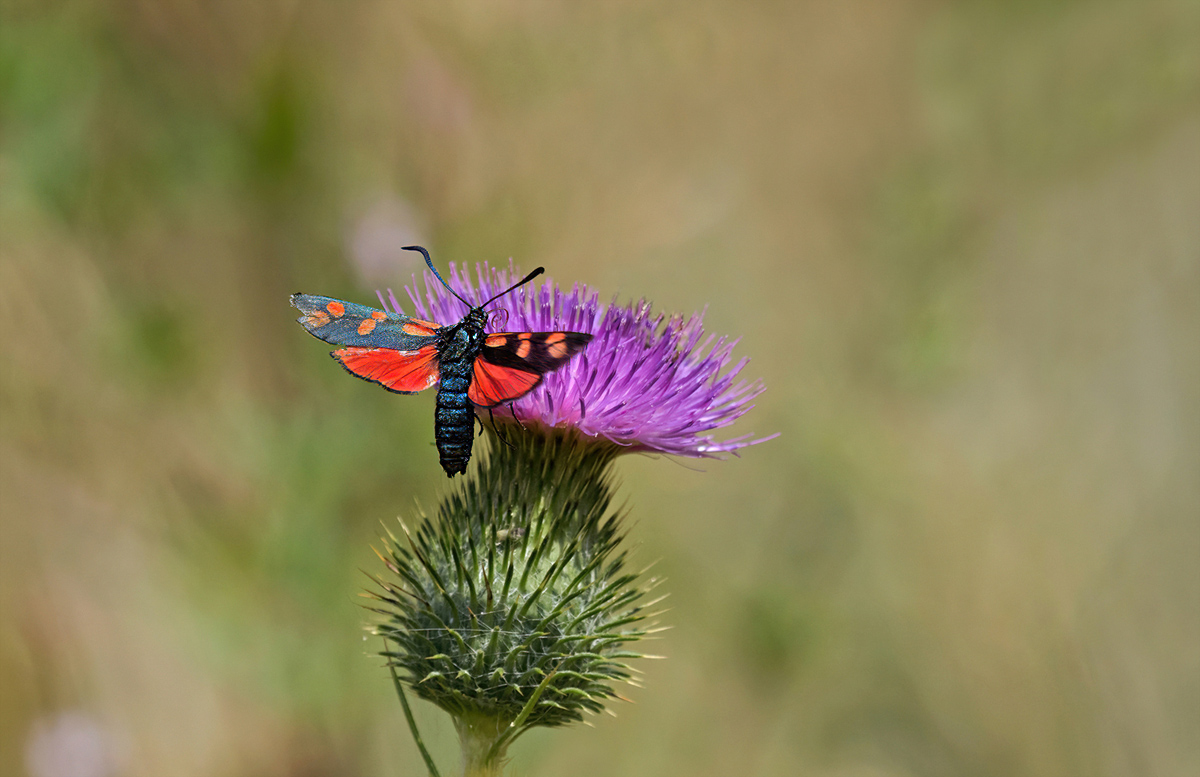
379,262 -> 776,458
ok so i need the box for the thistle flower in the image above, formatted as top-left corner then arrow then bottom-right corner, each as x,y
381,262 -> 775,457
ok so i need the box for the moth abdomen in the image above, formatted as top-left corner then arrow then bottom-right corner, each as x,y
434,356 -> 479,476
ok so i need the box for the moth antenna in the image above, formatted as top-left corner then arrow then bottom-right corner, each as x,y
482,267 -> 544,308
402,245 -> 472,308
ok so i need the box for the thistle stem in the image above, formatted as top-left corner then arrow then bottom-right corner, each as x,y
454,712 -> 511,777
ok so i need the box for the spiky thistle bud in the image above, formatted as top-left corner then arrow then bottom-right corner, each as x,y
367,430 -> 663,774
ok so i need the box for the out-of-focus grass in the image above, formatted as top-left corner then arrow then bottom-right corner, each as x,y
2,1 -> 1197,776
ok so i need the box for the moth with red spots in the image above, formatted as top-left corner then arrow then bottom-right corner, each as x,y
291,246 -> 592,476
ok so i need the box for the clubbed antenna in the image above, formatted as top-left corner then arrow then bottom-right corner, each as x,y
481,267 -> 544,308
402,245 -> 472,308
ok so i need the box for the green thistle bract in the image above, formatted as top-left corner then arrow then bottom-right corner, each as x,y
368,429 -> 660,746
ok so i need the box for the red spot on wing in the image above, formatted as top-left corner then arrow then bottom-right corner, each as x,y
516,340 -> 532,358
357,319 -> 377,335
402,320 -> 439,336
485,334 -> 508,348
326,301 -> 345,317
546,339 -> 568,359
333,346 -> 439,394
371,310 -> 387,320
469,360 -> 541,407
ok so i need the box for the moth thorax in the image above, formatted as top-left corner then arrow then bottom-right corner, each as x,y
465,308 -> 488,329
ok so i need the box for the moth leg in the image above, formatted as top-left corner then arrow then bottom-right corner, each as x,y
488,407 -> 516,450
509,402 -> 527,432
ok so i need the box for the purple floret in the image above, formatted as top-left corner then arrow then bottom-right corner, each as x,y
379,262 -> 776,458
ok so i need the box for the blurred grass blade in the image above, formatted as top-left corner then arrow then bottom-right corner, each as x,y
385,636 -> 442,777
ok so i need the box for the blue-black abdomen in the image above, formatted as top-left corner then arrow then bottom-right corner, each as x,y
434,313 -> 487,476
434,361 -> 475,476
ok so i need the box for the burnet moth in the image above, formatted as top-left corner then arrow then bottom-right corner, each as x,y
292,246 -> 592,476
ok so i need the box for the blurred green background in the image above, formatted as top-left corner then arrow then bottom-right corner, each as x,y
2,1 -> 1198,775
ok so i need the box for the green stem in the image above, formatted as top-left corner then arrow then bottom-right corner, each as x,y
454,712 -> 511,777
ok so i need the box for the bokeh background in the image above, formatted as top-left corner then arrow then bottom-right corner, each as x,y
2,1 -> 1198,775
